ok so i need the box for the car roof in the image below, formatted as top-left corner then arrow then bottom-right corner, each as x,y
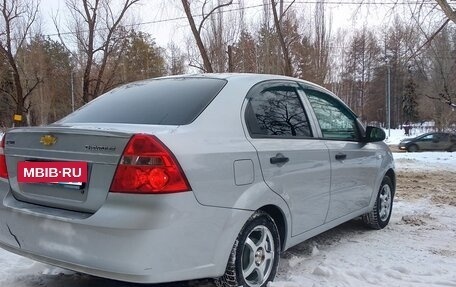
155,73 -> 335,96
419,132 -> 453,137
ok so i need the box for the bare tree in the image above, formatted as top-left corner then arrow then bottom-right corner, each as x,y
0,0 -> 40,126
56,0 -> 140,104
181,0 -> 233,72
270,0 -> 295,76
167,41 -> 186,75
424,26 -> 456,110
232,29 -> 257,72
312,1 -> 331,84
21,36 -> 73,125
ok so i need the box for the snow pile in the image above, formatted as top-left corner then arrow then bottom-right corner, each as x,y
384,128 -> 409,145
394,152 -> 456,171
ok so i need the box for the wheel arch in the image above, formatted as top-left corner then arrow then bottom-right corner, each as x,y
368,166 -> 396,209
385,168 -> 396,194
448,144 -> 456,152
258,204 -> 288,252
407,143 -> 419,152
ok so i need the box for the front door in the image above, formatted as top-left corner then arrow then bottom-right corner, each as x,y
304,89 -> 383,221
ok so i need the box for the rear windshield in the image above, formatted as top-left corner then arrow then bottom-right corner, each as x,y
58,77 -> 227,125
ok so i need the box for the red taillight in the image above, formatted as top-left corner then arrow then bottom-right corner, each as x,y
0,134 -> 8,179
110,134 -> 191,194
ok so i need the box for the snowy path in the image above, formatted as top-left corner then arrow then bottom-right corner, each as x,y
1,152 -> 455,287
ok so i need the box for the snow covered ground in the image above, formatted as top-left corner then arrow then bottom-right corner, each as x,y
1,151 -> 455,287
273,194 -> 456,287
270,152 -> 456,287
394,152 -> 456,171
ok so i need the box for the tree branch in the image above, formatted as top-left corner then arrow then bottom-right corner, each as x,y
407,18 -> 450,62
280,0 -> 295,21
425,93 -> 456,109
23,78 -> 42,101
197,0 -> 233,35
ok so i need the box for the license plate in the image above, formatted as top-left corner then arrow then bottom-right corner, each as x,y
17,161 -> 88,183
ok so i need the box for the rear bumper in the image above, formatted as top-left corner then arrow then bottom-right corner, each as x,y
0,183 -> 252,283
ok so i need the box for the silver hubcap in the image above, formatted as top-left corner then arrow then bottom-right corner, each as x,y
379,184 -> 392,221
242,225 -> 275,287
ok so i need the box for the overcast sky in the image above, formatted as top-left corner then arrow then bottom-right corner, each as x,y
37,0 -> 441,49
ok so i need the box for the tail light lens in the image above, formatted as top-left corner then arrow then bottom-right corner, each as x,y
0,134 -> 8,179
110,134 -> 191,194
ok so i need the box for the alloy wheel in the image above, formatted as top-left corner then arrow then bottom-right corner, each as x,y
379,184 -> 392,222
241,225 -> 275,287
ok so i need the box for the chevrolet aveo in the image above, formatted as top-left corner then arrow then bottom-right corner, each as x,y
0,74 -> 395,287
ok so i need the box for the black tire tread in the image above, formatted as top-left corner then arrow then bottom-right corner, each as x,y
407,144 -> 418,152
214,239 -> 238,287
363,176 -> 394,230
214,211 -> 280,287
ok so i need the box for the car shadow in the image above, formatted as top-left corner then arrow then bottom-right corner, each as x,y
8,273 -> 214,287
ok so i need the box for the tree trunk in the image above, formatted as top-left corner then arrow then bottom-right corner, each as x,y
271,0 -> 293,76
13,71 -> 25,126
436,0 -> 456,24
82,59 -> 92,104
181,0 -> 214,73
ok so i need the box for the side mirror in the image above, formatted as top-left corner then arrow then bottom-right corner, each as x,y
364,126 -> 386,142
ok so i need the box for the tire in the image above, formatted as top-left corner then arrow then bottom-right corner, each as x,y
215,211 -> 281,287
407,144 -> 418,152
363,176 -> 394,230
449,145 -> 456,152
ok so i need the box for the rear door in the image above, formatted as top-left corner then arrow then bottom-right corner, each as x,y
432,133 -> 450,151
303,88 -> 383,222
243,81 -> 331,236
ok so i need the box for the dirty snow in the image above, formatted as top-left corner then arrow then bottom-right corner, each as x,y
1,152 -> 455,287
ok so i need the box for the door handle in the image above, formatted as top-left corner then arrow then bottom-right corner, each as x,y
270,153 -> 289,165
335,153 -> 347,160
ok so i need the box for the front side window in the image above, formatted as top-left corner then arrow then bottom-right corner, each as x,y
305,89 -> 360,141
421,134 -> 434,141
245,85 -> 312,138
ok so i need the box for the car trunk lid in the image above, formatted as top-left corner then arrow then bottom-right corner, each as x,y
3,125 -> 176,213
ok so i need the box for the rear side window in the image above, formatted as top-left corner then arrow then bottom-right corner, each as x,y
59,78 -> 227,125
245,85 -> 312,138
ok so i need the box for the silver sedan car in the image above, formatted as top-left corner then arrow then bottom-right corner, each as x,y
0,74 -> 395,287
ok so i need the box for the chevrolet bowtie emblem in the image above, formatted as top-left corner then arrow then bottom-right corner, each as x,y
40,134 -> 57,146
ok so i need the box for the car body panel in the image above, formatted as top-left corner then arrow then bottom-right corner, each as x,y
4,125 -> 181,213
0,182 -> 252,283
324,141 -> 384,221
0,73 -> 395,284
